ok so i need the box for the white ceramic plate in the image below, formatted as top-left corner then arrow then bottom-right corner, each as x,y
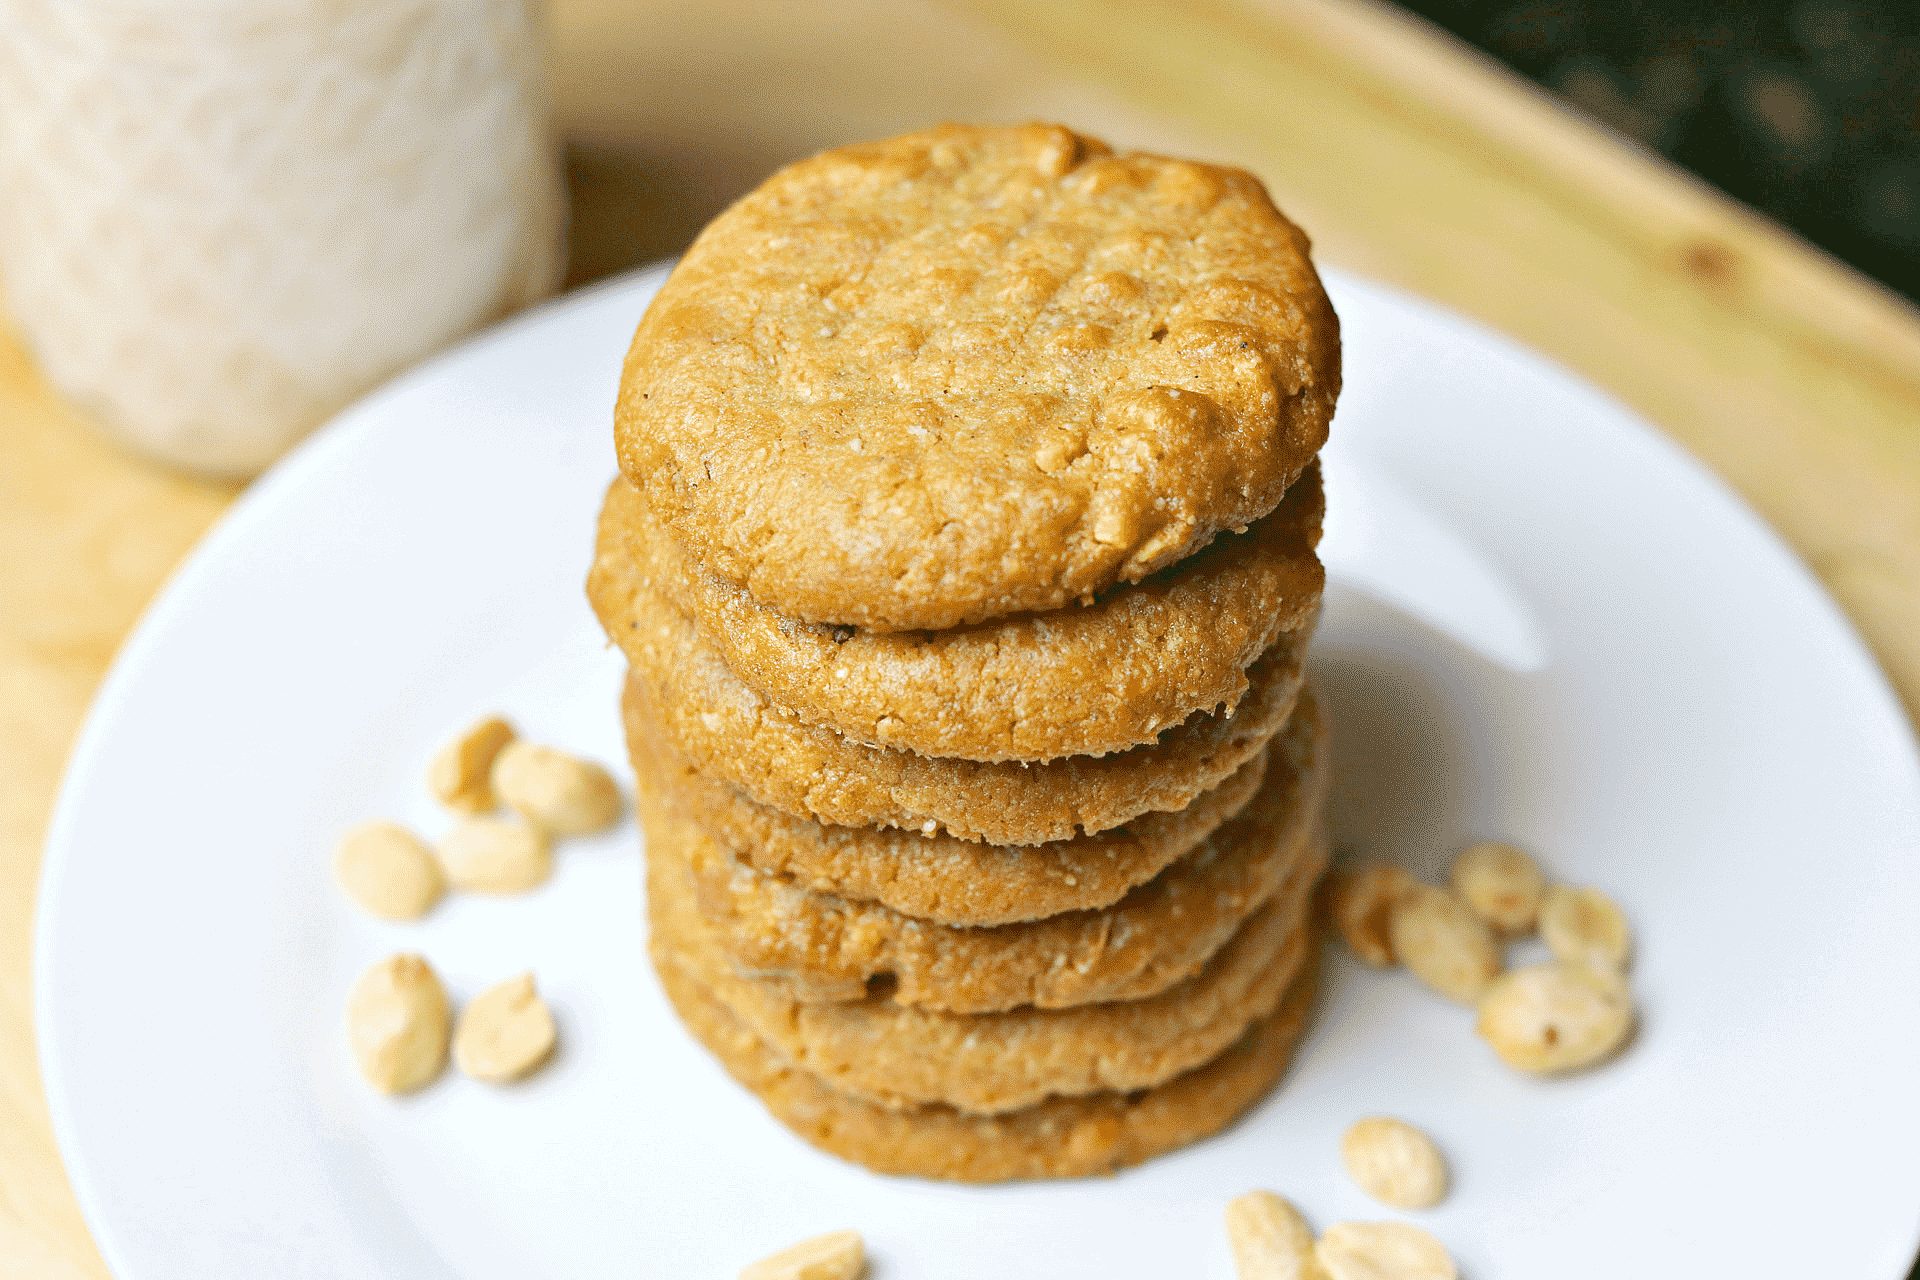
38,264 -> 1920,1279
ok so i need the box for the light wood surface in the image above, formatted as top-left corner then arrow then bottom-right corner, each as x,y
6,1 -> 1918,1272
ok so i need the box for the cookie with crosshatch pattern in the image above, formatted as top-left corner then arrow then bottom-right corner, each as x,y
613,121 -> 1339,633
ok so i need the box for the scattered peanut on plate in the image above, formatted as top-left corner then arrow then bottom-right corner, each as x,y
453,972 -> 558,1082
1341,1117 -> 1448,1210
1387,884 -> 1502,1003
346,953 -> 450,1094
738,1229 -> 866,1280
1476,961 -> 1635,1074
336,714 -> 628,1100
437,813 -> 552,893
1538,884 -> 1632,972
333,821 -> 444,920
1448,840 -> 1545,934
1224,1190 -> 1323,1280
1315,1221 -> 1456,1280
492,741 -> 624,836
428,715 -> 517,814
1226,1190 -> 1457,1280
1326,863 -> 1418,968
1330,839 -> 1639,1078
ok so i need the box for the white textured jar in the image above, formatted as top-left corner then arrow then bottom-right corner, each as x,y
0,0 -> 566,476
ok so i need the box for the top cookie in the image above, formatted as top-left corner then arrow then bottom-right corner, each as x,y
615,121 -> 1341,632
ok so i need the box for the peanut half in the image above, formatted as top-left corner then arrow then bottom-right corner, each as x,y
1387,885 -> 1501,1003
1475,961 -> 1634,1074
333,821 -> 444,920
1315,1221 -> 1456,1280
738,1229 -> 865,1280
1328,864 -> 1418,967
453,972 -> 558,1082
346,953 -> 450,1094
1341,1117 -> 1448,1210
492,741 -> 623,836
1538,884 -> 1632,972
1448,840 -> 1545,933
1224,1190 -> 1328,1280
438,814 -> 552,893
428,715 -> 516,814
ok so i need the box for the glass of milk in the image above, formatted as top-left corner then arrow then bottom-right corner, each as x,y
0,0 -> 568,477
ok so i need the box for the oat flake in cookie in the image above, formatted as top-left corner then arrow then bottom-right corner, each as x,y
615,121 -> 1340,631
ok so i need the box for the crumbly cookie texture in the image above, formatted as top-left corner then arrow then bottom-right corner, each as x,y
634,709 -> 1270,927
665,701 -> 1330,1013
593,544 -> 1311,844
655,927 -> 1319,1182
643,803 -> 1316,1115
597,465 -> 1323,763
614,121 -> 1340,632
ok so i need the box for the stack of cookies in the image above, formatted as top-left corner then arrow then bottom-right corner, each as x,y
587,123 -> 1341,1181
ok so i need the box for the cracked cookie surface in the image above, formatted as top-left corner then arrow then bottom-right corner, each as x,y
614,121 -> 1340,631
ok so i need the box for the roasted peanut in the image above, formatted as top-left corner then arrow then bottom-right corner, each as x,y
1387,885 -> 1501,1002
1538,884 -> 1631,971
438,814 -> 551,893
1224,1190 -> 1327,1280
738,1229 -> 865,1280
333,821 -> 444,920
492,741 -> 623,836
1315,1221 -> 1456,1280
1328,864 -> 1418,967
428,715 -> 516,814
1341,1117 -> 1448,1209
346,953 -> 450,1093
453,972 -> 557,1082
1448,840 -> 1545,933
1476,961 -> 1634,1074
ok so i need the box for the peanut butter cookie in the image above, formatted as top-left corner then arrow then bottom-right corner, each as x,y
642,805 -> 1319,1115
662,694 -> 1330,1013
614,121 -> 1340,632
653,937 -> 1318,1182
631,704 -> 1272,926
596,464 -> 1323,763
593,549 -> 1312,845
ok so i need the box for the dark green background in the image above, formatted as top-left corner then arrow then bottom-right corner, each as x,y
1392,0 -> 1920,303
